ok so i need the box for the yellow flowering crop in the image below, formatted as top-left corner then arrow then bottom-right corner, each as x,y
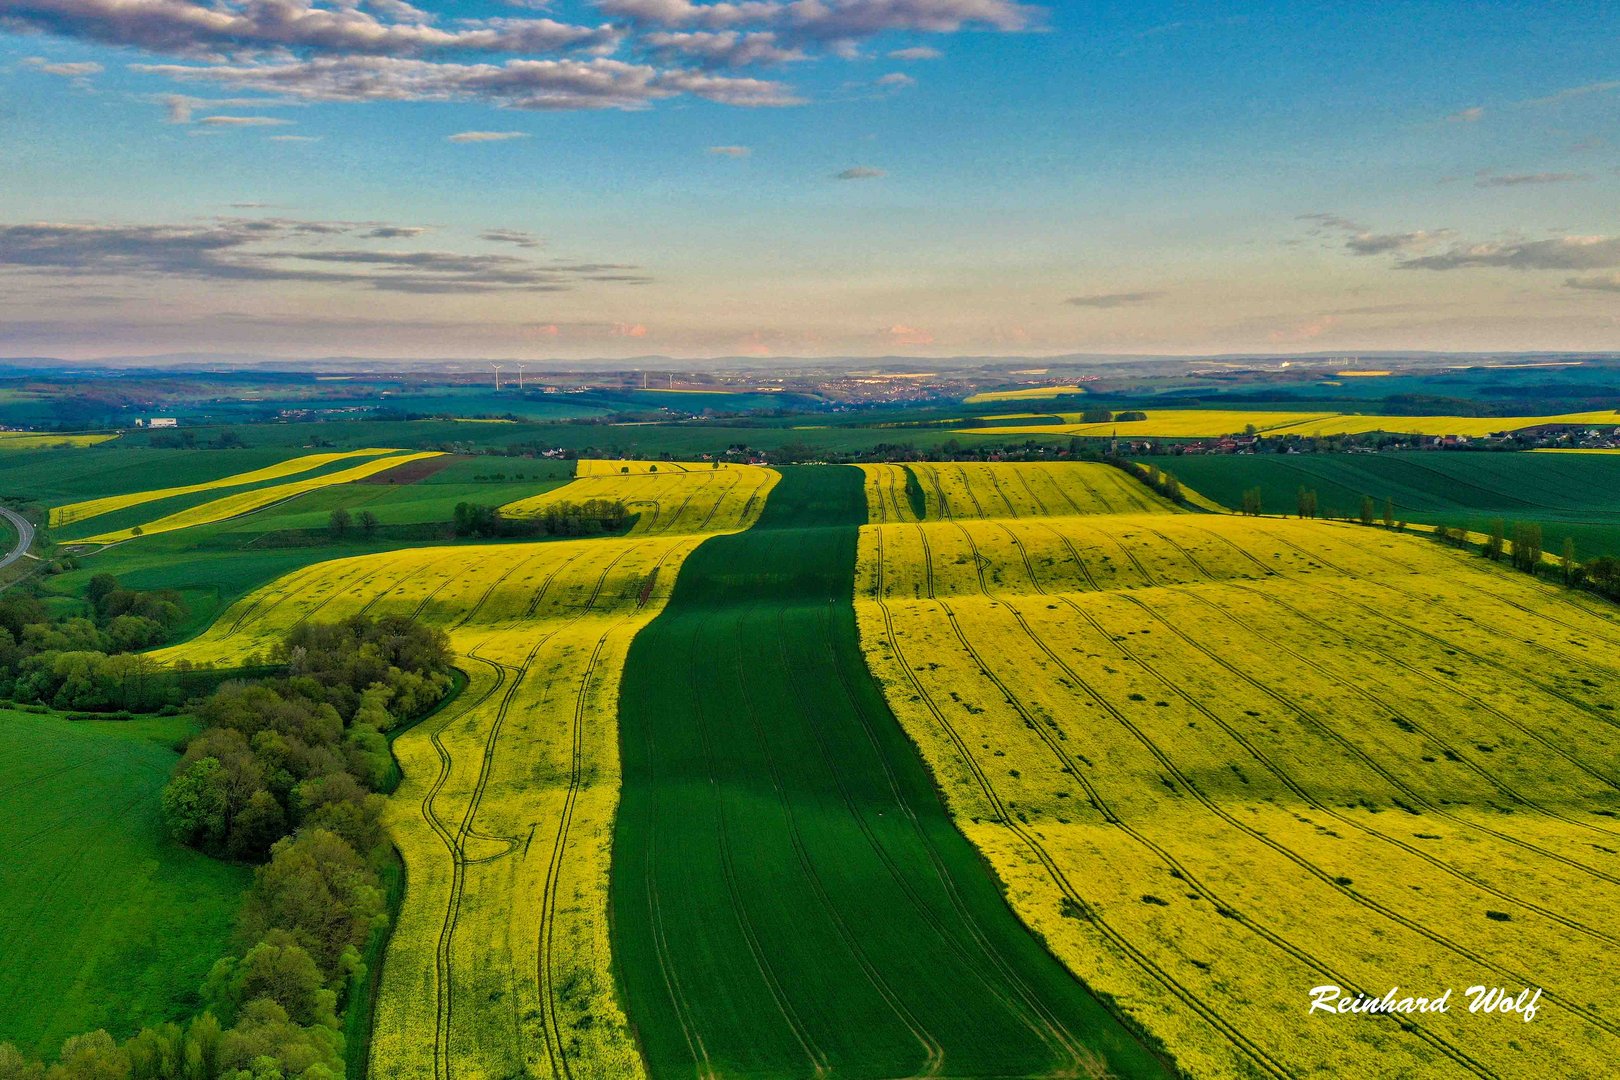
854,462 -> 1620,1079
49,448 -> 402,528
158,462 -> 778,1079
503,459 -> 775,535
77,452 -> 442,543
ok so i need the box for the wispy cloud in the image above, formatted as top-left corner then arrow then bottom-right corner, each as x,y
0,216 -> 647,294
889,45 -> 942,60
1398,235 -> 1620,271
1523,80 -> 1620,108
22,56 -> 103,76
644,29 -> 806,67
706,144 -> 751,156
1474,171 -> 1590,187
447,129 -> 529,142
198,114 -> 292,126
598,0 -> 1043,40
1567,273 -> 1620,293
0,0 -> 621,59
834,165 -> 885,180
1447,105 -> 1484,123
1301,213 -> 1449,257
885,323 -> 935,345
1065,290 -> 1159,308
139,56 -> 802,109
479,227 -> 543,247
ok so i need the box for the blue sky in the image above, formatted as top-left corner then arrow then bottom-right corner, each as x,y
1,0 -> 1616,360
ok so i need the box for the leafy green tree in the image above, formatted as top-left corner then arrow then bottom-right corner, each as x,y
240,829 -> 386,976
162,757 -> 231,850
1382,498 -> 1395,528
0,1043 -> 44,1080
1359,496 -> 1375,526
230,791 -> 288,862
356,510 -> 379,538
1485,519 -> 1505,561
1563,536 -> 1577,585
48,1030 -> 127,1080
327,508 -> 351,538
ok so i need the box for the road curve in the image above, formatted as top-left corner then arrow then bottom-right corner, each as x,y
0,506 -> 35,570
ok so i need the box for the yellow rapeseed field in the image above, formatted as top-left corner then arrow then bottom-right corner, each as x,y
965,385 -> 1090,403
0,432 -> 118,451
853,462 -> 1620,1079
48,447 -> 402,528
955,408 -> 1620,439
504,459 -> 771,534
158,462 -> 778,1080
77,451 -> 442,543
861,461 -> 1181,522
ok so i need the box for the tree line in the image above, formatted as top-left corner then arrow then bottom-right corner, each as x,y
0,574 -> 190,712
451,498 -> 630,539
0,613 -> 455,1080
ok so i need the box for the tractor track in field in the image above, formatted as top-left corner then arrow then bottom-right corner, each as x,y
424,543 -> 634,1079
1103,524 -> 1620,884
933,521 -> 1503,1078
679,611 -> 830,1076
535,540 -> 685,1080
739,605 -> 944,1076
1021,517 -> 1620,944
853,544 -> 1102,1071
1024,525 -> 1620,949
1134,526 -> 1620,796
872,523 -> 1297,1080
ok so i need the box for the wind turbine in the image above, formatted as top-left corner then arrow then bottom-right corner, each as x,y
491,363 -> 503,391
516,363 -> 526,391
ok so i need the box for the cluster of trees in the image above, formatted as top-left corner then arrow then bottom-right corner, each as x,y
148,430 -> 246,450
324,508 -> 379,539
1295,487 -> 1320,519
451,498 -> 630,539
1357,496 -> 1397,528
0,614 -> 454,1079
0,575 -> 189,710
162,614 -> 452,860
1078,408 -> 1147,424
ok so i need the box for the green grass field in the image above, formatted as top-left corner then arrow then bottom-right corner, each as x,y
610,466 -> 1169,1078
0,708 -> 248,1057
1154,451 -> 1620,558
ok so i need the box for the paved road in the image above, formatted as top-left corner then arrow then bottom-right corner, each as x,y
0,506 -> 34,570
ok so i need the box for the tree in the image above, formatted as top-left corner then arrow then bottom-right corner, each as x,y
0,1044 -> 44,1080
327,508 -> 351,538
1485,519 -> 1505,562
356,510 -> 379,538
1080,408 -> 1113,424
162,757 -> 231,850
1296,487 -> 1317,519
215,931 -> 331,1026
1382,498 -> 1395,528
49,1031 -> 128,1080
1240,487 -> 1262,516
1563,536 -> 1577,585
1511,521 -> 1543,574
1359,496 -> 1375,526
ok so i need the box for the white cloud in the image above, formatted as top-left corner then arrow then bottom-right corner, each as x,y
447,130 -> 530,142
198,114 -> 293,125
22,57 -> 104,76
